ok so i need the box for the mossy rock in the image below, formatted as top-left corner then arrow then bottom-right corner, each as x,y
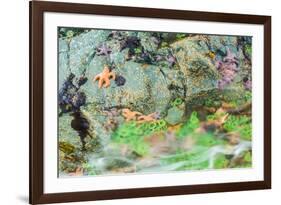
165,106 -> 185,125
171,37 -> 220,106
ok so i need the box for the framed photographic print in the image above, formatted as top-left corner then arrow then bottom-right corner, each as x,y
29,1 -> 271,204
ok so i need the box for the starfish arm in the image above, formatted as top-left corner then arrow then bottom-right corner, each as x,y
138,115 -> 150,121
126,115 -> 134,121
148,112 -> 157,117
134,111 -> 143,116
137,116 -> 145,121
137,115 -> 155,123
104,78 -> 111,88
109,72 -> 116,80
103,66 -> 110,73
93,74 -> 101,82
98,78 -> 104,88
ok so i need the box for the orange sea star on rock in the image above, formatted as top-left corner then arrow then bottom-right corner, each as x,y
122,108 -> 142,121
93,65 -> 116,88
137,112 -> 158,123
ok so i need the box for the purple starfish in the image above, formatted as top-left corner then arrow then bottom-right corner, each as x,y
96,43 -> 112,56
154,55 -> 163,62
166,54 -> 176,67
120,36 -> 140,51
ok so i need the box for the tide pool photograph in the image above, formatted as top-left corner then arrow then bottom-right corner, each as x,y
58,28 -> 253,177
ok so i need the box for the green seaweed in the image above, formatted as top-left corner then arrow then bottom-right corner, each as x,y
112,120 -> 167,156
214,154 -> 229,169
240,123 -> 252,140
176,111 -> 200,138
206,109 -> 228,121
170,98 -> 183,107
196,133 -> 225,147
223,115 -> 252,140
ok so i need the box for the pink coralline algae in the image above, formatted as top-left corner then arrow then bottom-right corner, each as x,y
216,48 -> 239,89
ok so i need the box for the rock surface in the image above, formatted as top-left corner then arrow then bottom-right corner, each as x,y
165,106 -> 185,125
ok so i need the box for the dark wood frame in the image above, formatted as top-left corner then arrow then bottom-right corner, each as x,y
30,1 -> 271,204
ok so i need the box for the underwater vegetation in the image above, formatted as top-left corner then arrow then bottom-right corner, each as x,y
112,119 -> 167,156
58,27 -> 253,177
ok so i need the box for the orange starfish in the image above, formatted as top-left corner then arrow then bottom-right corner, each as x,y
122,108 -> 142,121
93,65 -> 116,88
137,112 -> 157,123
